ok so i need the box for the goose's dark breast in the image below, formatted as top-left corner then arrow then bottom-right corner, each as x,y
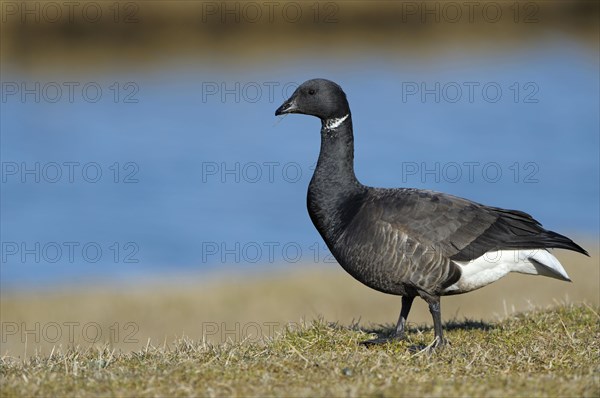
323,196 -> 461,296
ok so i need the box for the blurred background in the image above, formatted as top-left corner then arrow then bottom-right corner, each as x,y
1,1 -> 598,354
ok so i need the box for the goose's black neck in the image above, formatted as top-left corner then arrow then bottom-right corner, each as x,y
314,115 -> 360,188
307,113 -> 365,241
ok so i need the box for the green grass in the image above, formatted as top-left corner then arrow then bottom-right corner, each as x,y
1,304 -> 598,398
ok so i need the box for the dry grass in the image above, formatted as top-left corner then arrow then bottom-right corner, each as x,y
1,304 -> 598,397
0,246 -> 598,396
1,247 -> 598,354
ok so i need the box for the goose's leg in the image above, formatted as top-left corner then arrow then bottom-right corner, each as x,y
360,296 -> 414,346
426,296 -> 447,348
393,296 -> 414,339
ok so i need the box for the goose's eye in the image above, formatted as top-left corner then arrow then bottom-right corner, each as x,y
308,89 -> 316,95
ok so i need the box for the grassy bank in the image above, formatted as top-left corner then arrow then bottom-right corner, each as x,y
2,247 -> 598,354
1,304 -> 598,397
1,247 -> 599,396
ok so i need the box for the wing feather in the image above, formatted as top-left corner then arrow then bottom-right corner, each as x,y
361,188 -> 588,261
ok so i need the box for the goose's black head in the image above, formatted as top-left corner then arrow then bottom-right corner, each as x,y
275,79 -> 350,120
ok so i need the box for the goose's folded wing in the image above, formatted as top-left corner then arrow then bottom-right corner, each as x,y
359,188 -> 588,261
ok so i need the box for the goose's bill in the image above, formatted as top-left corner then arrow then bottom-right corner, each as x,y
275,99 -> 298,116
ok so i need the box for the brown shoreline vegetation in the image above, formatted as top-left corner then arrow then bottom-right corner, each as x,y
2,1 -> 598,72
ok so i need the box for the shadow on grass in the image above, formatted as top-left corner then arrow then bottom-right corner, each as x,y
345,318 -> 494,335
325,318 -> 494,351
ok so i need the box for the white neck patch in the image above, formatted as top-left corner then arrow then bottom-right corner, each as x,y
324,114 -> 349,130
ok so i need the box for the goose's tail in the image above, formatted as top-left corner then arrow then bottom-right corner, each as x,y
444,249 -> 571,295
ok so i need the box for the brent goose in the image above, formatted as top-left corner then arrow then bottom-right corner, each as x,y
275,78 -> 588,347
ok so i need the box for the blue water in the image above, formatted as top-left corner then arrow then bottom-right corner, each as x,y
1,42 -> 599,289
